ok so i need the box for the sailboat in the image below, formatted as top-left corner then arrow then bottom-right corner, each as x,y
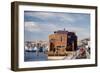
25,46 -> 29,51
33,46 -> 38,52
25,46 -> 33,52
44,46 -> 48,52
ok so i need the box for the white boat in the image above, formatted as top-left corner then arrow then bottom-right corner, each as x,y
45,46 -> 49,52
25,46 -> 38,52
25,46 -> 29,51
28,47 -> 33,51
33,46 -> 38,51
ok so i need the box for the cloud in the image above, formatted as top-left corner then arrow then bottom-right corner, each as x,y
25,22 -> 41,32
24,21 -> 58,32
24,11 -> 55,21
24,11 -> 90,41
24,11 -> 80,23
25,22 -> 90,41
24,21 -> 89,34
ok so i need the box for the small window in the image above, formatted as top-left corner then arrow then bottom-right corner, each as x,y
61,36 -> 63,42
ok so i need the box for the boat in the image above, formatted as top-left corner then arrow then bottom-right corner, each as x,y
25,46 -> 38,52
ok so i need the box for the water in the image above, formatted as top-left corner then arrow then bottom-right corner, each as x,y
24,47 -> 90,62
24,51 -> 48,62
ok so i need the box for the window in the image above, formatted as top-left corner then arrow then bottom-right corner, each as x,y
61,36 -> 63,42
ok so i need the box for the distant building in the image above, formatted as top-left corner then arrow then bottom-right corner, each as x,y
48,29 -> 77,55
78,38 -> 90,47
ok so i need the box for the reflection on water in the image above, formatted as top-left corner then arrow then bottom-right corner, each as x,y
24,46 -> 90,62
24,51 -> 48,61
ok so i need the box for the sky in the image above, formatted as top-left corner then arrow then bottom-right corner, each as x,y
24,11 -> 90,41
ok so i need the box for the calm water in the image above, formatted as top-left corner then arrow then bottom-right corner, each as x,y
24,51 -> 48,62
